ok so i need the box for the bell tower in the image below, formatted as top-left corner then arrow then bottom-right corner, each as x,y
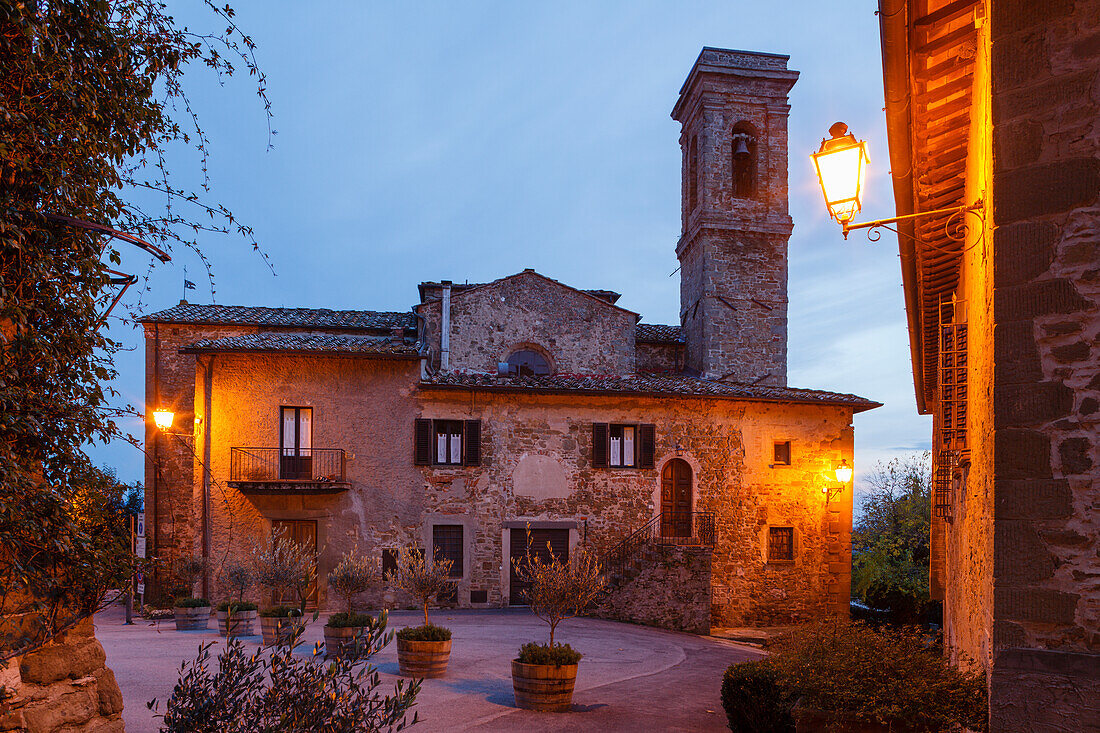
672,48 -> 798,385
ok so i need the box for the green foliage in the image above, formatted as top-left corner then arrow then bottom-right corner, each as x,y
173,597 -> 211,609
251,526 -> 317,615
852,453 -> 933,624
395,624 -> 451,642
511,532 -> 605,647
390,548 -> 454,628
221,560 -> 254,604
151,614 -> 420,732
516,642 -> 581,667
216,601 -> 257,613
766,621 -> 988,732
259,606 -> 302,619
0,0 -> 270,660
720,661 -> 795,733
327,612 -> 378,629
328,549 -> 381,615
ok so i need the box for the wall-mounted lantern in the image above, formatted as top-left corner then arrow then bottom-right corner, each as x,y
812,122 -> 983,240
152,408 -> 175,431
834,459 -> 853,485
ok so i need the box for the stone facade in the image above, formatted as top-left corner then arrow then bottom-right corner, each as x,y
595,545 -> 712,635
140,47 -> 876,631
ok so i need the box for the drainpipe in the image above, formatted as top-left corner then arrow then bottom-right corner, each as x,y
440,280 -> 451,371
152,323 -> 160,563
201,355 -> 213,599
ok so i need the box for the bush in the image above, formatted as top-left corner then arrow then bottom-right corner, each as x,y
327,612 -> 378,629
259,605 -> 303,619
396,624 -> 451,642
767,621 -> 987,732
173,597 -> 211,609
721,661 -> 795,733
216,601 -> 258,613
516,642 -> 581,667
328,550 -> 382,615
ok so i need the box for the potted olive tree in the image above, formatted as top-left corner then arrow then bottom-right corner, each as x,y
170,557 -> 211,631
324,549 -> 382,659
390,548 -> 454,678
251,526 -> 316,647
216,558 -> 258,637
510,544 -> 605,712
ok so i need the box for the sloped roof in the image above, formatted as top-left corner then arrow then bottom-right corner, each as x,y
140,303 -> 416,332
418,280 -> 622,305
635,323 -> 684,344
421,270 -> 638,316
181,332 -> 419,357
421,372 -> 880,412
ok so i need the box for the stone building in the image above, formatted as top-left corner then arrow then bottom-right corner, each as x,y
141,48 -> 878,632
875,0 -> 1100,728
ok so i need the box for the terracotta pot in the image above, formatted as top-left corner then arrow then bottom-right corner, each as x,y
324,625 -> 370,659
216,609 -> 258,637
260,615 -> 306,646
396,637 -> 451,678
173,606 -> 211,631
511,660 -> 578,712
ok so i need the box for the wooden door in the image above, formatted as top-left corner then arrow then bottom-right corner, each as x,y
661,459 -> 693,538
271,519 -> 318,608
509,528 -> 569,606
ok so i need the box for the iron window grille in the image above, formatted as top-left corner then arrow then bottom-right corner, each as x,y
433,525 -> 463,578
768,527 -> 794,562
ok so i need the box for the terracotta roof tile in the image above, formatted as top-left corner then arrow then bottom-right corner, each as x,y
635,323 -> 684,343
181,332 -> 420,357
140,303 -> 415,332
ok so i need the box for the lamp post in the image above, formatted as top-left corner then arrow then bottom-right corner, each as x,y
812,122 -> 983,239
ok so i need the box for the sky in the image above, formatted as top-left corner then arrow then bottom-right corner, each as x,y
93,0 -> 932,494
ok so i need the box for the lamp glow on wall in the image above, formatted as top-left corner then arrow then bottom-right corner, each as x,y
152,408 -> 175,430
823,459 -> 853,503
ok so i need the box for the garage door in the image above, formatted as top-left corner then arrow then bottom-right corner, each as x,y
509,528 -> 569,606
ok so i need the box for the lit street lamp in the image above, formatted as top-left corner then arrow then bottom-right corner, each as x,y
152,408 -> 175,431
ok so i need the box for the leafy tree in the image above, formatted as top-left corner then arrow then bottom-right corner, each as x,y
851,453 -> 933,624
512,539 -> 604,648
250,526 -> 317,616
1,0 -> 270,659
391,548 -> 453,629
328,549 -> 382,616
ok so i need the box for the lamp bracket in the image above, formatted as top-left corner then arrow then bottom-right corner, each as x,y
842,200 -> 984,241
825,485 -> 844,504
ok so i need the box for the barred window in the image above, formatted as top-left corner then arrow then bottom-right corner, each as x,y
768,527 -> 794,562
433,525 -> 463,578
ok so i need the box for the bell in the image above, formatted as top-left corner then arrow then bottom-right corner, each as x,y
733,135 -> 751,159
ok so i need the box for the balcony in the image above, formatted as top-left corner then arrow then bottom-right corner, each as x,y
228,447 -> 350,494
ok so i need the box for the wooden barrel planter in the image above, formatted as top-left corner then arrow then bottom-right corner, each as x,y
511,660 -> 578,712
396,638 -> 451,678
260,616 -> 305,647
216,609 -> 257,637
173,606 -> 211,631
324,625 -> 368,659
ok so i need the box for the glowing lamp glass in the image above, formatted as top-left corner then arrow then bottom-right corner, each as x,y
834,459 -> 853,485
812,126 -> 869,225
152,409 -> 175,430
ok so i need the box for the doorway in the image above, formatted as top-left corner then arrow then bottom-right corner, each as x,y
660,458 -> 693,538
271,519 -> 318,608
280,406 -> 313,480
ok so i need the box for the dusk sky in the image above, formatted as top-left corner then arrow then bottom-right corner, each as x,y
94,1 -> 931,493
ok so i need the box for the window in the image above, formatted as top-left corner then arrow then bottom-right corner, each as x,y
688,135 -> 699,211
414,419 -> 481,466
731,124 -> 757,199
381,548 -> 399,581
768,527 -> 794,562
506,349 -> 550,377
433,525 -> 463,578
280,407 -> 313,479
470,589 -> 488,604
773,441 -> 791,466
592,423 -> 655,469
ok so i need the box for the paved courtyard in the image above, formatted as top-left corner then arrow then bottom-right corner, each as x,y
95,604 -> 759,732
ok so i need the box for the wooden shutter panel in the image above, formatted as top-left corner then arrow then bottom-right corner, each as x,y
463,419 -> 481,466
414,418 -> 432,465
592,423 -> 608,468
639,424 -> 656,469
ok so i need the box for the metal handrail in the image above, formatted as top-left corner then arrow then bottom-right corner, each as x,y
229,447 -> 346,483
601,511 -> 716,578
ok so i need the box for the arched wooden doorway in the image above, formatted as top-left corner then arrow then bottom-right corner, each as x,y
661,458 -> 693,538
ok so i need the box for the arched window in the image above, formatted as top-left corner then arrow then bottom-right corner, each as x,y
688,135 -> 699,211
731,123 -> 757,199
506,349 -> 550,377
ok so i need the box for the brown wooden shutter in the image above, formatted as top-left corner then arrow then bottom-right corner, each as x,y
414,418 -> 432,465
592,423 -> 608,468
463,419 -> 481,466
639,424 -> 656,468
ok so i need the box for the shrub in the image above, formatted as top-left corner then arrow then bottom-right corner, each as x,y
390,548 -> 454,628
259,605 -> 303,619
173,597 -> 211,609
221,559 -> 254,604
767,621 -> 988,732
327,612 -> 378,629
328,550 -> 382,615
511,535 -> 604,647
721,661 -> 795,733
516,642 -> 581,667
251,526 -> 317,615
216,601 -> 258,613
395,624 -> 451,642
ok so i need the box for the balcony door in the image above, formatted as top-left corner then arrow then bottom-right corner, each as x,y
280,407 -> 313,480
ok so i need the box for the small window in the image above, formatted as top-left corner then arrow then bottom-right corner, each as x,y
433,525 -> 463,578
592,423 -> 655,469
506,349 -> 550,377
381,548 -> 399,581
470,589 -> 488,604
688,135 -> 699,211
773,441 -> 791,466
434,420 -> 464,465
768,527 -> 794,562
414,418 -> 482,467
609,424 -> 636,467
731,124 -> 757,199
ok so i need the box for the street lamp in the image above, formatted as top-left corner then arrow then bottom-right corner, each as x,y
152,408 -> 175,430
834,459 -> 853,485
812,122 -> 983,239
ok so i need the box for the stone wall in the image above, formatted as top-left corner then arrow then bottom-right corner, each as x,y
635,341 -> 683,374
593,545 -> 712,634
0,620 -> 123,733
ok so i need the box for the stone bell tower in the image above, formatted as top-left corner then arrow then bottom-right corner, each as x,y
672,48 -> 799,386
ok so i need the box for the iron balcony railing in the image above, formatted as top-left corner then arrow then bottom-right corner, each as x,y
229,447 -> 347,484
602,511 -> 716,578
